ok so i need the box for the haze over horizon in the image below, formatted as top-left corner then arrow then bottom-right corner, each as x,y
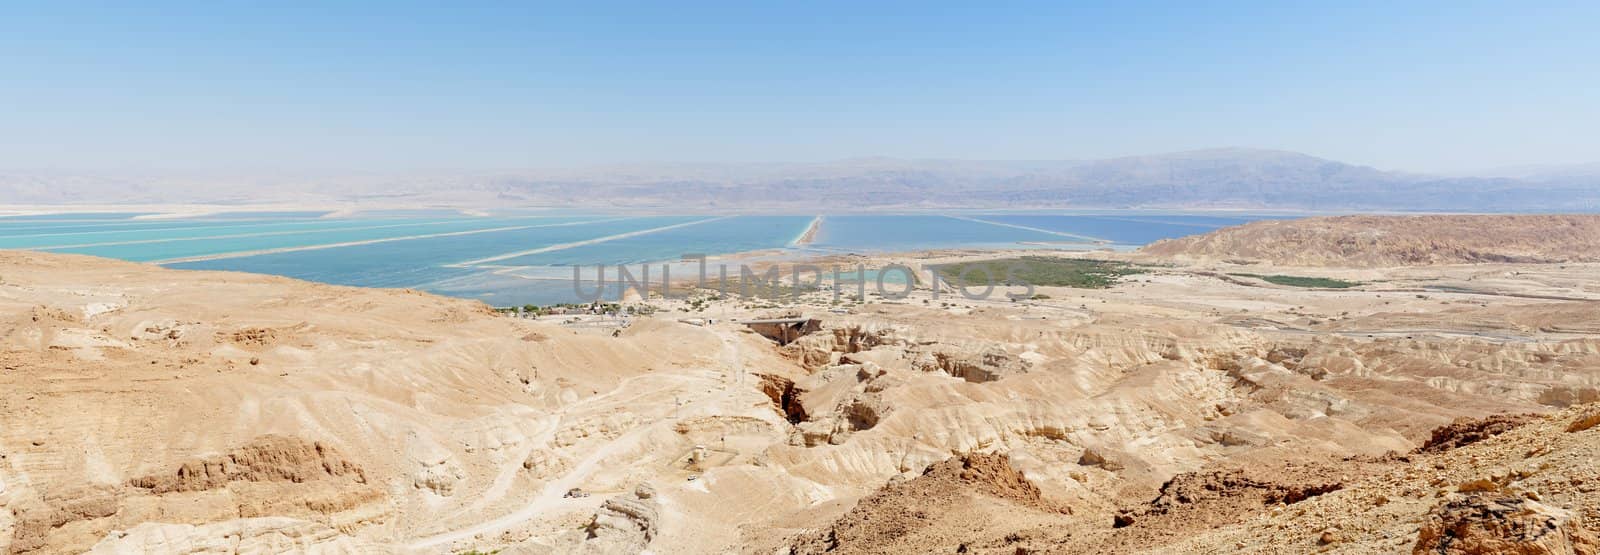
2,146 -> 1592,179
4,1 -> 1599,175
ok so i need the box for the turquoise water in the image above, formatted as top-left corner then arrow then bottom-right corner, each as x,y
49,217 -> 608,262
492,215 -> 814,266
0,218 -> 302,237
168,216 -> 692,287
2,211 -> 1282,305
3,218 -> 473,252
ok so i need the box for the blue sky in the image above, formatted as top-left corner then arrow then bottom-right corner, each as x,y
2,1 -> 1596,172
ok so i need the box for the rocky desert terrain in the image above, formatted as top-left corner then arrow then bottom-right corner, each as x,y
1142,214 -> 1600,267
4,214 -> 1600,554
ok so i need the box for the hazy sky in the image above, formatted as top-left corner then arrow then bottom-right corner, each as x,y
3,1 -> 1597,173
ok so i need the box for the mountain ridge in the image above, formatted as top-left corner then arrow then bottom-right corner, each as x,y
1139,214 -> 1600,267
3,148 -> 1597,211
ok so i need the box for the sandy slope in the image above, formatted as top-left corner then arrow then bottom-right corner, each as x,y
0,250 -> 752,553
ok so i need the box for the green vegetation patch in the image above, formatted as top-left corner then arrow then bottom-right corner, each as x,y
1229,273 -> 1362,289
936,256 -> 1145,289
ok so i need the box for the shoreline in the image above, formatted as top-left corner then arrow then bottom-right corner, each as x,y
791,215 -> 823,246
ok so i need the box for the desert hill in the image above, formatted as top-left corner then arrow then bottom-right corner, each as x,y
789,405 -> 1600,554
1140,214 -> 1600,267
4,248 -> 1600,553
0,250 -> 778,553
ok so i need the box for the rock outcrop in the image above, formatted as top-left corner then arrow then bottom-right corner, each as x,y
787,364 -> 893,447
1414,493 -> 1599,555
581,483 -> 661,554
781,323 -> 903,369
127,435 -> 367,494
909,345 -> 1030,383
788,453 -> 1058,555
1416,414 -> 1540,454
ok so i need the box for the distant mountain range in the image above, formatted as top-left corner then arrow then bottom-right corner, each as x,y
4,148 -> 1598,212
